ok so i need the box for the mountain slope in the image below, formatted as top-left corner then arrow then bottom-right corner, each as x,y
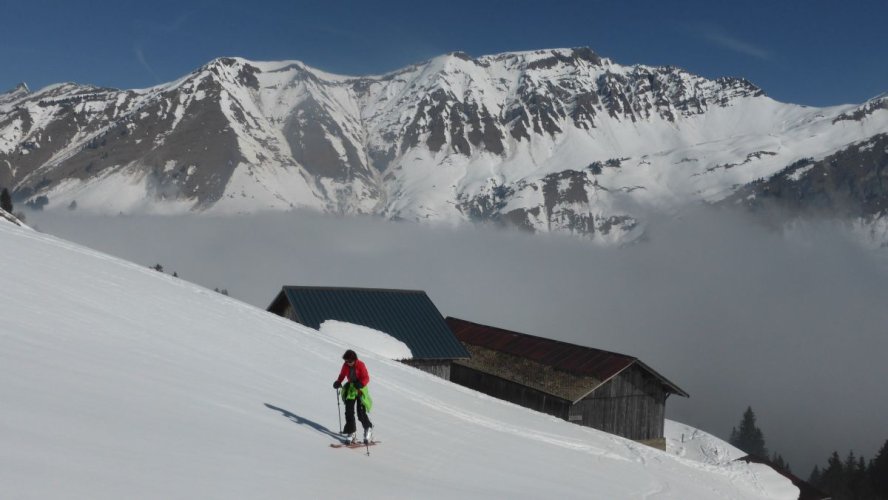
2,48 -> 887,241
0,218 -> 797,498
724,131 -> 888,235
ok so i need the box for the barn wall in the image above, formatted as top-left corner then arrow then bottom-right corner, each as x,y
451,364 -> 571,419
282,303 -> 298,322
404,360 -> 452,380
569,365 -> 668,440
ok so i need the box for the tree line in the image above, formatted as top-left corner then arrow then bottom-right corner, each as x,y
729,406 -> 888,499
808,443 -> 888,500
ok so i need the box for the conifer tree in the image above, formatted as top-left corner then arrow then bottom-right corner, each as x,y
1,188 -> 12,213
808,465 -> 821,486
844,451 -> 866,498
873,439 -> 888,498
852,455 -> 874,499
729,406 -> 768,459
770,453 -> 790,473
820,451 -> 847,499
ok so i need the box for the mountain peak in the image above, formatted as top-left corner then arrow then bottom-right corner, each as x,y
446,51 -> 475,61
476,47 -> 608,69
1,82 -> 30,99
189,56 -> 264,90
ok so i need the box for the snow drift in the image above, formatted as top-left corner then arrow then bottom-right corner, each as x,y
319,320 -> 413,360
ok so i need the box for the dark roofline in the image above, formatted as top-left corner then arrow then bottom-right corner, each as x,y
266,290 -> 288,314
447,316 -> 688,399
268,286 -> 431,320
268,286 -> 470,360
448,315 -> 634,360
632,359 -> 689,398
280,285 -> 428,295
444,316 -> 638,360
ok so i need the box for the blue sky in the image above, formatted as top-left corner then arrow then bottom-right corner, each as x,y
3,0 -> 886,106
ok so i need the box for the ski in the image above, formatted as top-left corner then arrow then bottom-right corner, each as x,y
330,440 -> 380,449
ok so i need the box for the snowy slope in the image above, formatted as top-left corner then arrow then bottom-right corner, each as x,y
665,419 -> 746,466
664,421 -> 800,499
0,219 -> 799,499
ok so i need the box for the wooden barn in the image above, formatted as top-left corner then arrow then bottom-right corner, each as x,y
446,317 -> 689,448
267,286 -> 470,379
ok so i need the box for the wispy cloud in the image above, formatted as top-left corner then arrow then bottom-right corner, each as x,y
134,45 -> 161,84
129,11 -> 191,86
160,13 -> 190,33
700,25 -> 772,60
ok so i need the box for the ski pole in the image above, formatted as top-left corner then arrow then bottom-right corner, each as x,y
336,388 -> 342,433
361,392 -> 370,457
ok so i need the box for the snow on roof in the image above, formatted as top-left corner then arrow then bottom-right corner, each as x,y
318,320 -> 413,361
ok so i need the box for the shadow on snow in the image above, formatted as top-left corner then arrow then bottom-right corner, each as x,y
264,403 -> 343,441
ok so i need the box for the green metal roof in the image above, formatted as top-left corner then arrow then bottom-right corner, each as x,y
269,286 -> 470,360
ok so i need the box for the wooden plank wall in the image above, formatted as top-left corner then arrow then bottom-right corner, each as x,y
569,364 -> 668,440
451,364 -> 571,419
404,360 -> 452,380
281,303 -> 298,322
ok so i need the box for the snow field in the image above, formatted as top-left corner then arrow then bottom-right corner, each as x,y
0,220 -> 797,499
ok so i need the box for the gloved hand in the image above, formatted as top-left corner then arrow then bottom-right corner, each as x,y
333,380 -> 341,389
354,381 -> 363,389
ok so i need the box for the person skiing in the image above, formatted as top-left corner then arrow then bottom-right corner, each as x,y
333,349 -> 373,444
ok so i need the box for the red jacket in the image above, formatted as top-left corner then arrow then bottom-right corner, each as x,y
336,359 -> 370,388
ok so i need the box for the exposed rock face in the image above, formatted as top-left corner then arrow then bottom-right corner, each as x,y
833,95 -> 888,123
458,168 -> 638,239
725,134 -> 888,218
1,48 -> 887,242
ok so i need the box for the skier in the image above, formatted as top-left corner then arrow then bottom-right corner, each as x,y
333,349 -> 373,444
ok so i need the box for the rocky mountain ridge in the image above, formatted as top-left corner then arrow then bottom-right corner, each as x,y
2,48 -> 887,242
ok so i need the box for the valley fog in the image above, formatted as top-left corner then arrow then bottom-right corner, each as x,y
26,207 -> 888,475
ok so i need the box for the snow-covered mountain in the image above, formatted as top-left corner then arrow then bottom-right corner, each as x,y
0,216 -> 798,498
2,48 -> 887,241
724,131 -> 888,243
